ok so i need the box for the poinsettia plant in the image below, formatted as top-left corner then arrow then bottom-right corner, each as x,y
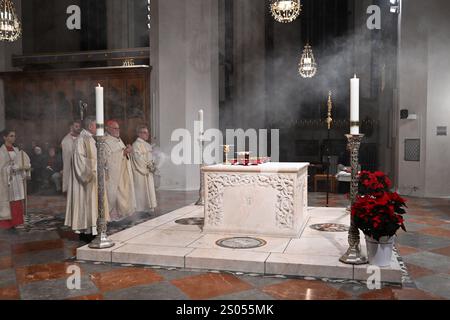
352,171 -> 407,241
358,171 -> 392,195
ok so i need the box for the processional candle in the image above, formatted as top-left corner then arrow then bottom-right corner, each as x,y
95,84 -> 104,136
350,75 -> 360,135
198,109 -> 204,135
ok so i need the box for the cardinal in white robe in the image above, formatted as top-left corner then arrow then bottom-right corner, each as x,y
0,130 -> 31,229
131,125 -> 158,212
61,120 -> 81,193
65,117 -> 107,237
104,120 -> 136,221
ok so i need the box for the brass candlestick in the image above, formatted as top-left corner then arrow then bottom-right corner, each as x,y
89,136 -> 115,249
339,134 -> 367,265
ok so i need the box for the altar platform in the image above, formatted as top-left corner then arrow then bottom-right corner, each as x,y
76,205 -> 403,284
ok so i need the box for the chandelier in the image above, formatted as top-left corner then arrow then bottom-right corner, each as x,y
298,44 -> 317,78
0,0 -> 21,42
270,0 -> 302,23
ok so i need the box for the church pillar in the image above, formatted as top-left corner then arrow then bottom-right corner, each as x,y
397,0 -> 450,197
106,0 -> 129,49
155,0 -> 219,190
0,79 -> 4,132
232,0 -> 266,130
0,0 -> 22,132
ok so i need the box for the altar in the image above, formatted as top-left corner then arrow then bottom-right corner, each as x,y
202,162 -> 309,238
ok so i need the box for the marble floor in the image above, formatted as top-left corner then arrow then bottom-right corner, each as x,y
1,191 -> 449,300
77,206 -> 403,283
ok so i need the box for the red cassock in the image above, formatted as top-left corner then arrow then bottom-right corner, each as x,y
0,145 -> 25,229
0,201 -> 24,229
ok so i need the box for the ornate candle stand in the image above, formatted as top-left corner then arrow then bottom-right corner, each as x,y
89,135 -> 115,249
339,133 -> 367,265
195,134 -> 205,206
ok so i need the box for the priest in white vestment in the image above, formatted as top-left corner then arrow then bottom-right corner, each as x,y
104,120 -> 136,221
65,117 -> 107,240
131,125 -> 158,212
61,120 -> 81,193
0,130 -> 31,229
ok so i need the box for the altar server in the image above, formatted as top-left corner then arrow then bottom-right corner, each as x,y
0,130 -> 31,229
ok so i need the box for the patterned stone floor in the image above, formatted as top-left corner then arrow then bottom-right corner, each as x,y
0,191 -> 449,300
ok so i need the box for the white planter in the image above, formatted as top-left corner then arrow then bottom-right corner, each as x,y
365,235 -> 395,267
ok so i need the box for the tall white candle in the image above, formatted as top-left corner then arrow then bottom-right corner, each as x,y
95,84 -> 104,136
199,109 -> 204,135
350,75 -> 360,135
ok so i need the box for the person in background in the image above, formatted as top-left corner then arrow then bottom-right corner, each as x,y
0,130 -> 31,230
131,125 -> 158,213
44,146 -> 63,193
104,120 -> 136,221
65,116 -> 106,243
61,120 -> 82,193
30,146 -> 46,193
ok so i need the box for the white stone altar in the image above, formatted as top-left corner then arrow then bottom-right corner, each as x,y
202,163 -> 309,238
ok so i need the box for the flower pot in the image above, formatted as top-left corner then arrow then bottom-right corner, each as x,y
365,235 -> 395,267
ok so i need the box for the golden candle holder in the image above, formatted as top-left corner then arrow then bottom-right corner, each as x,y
221,145 -> 234,165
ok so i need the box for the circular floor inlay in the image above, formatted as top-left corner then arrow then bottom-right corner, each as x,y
216,237 -> 267,249
310,223 -> 350,232
174,217 -> 204,226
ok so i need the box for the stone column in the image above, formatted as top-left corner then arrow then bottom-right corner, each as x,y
106,0 -> 129,49
0,79 -> 5,132
232,0 -> 266,130
155,0 -> 219,191
0,0 -> 22,131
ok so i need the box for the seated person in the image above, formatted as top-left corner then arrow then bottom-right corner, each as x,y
336,151 -> 351,193
30,146 -> 47,193
43,146 -> 63,193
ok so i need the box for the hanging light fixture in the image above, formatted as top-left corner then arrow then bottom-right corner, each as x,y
298,43 -> 317,78
270,0 -> 302,23
0,0 -> 21,42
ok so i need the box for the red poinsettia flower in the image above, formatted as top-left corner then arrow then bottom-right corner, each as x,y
352,171 -> 407,241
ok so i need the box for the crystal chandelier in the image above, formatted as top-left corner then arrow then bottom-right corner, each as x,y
298,44 -> 317,78
270,0 -> 302,23
0,0 -> 21,42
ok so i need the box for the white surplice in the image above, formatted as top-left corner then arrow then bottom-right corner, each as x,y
0,145 -> 31,220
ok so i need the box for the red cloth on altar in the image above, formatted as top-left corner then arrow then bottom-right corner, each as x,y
0,201 -> 24,229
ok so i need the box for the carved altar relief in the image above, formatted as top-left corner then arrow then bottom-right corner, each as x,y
203,163 -> 309,238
